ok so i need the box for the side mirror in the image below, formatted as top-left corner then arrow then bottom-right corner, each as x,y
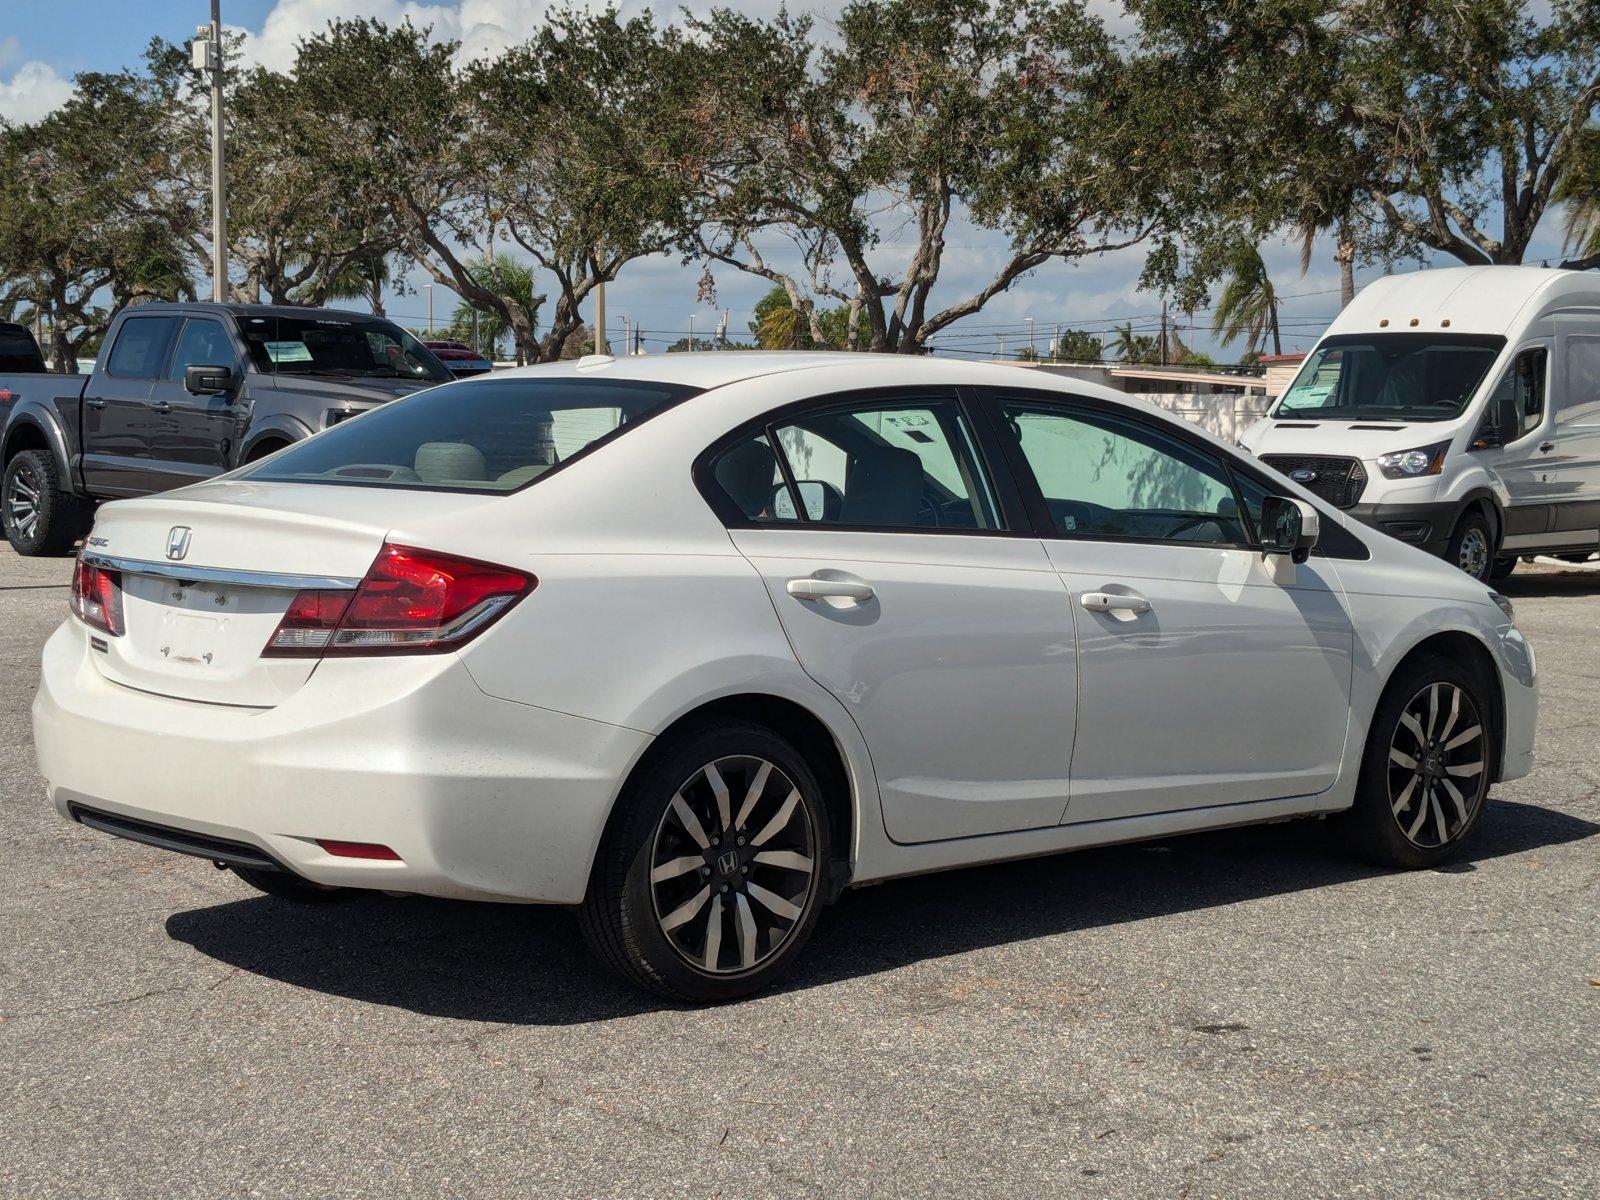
771,480 -> 841,521
1260,494 -> 1319,565
1470,425 -> 1504,450
185,363 -> 236,396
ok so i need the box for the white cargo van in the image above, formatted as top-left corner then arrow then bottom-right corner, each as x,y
1239,266 -> 1600,581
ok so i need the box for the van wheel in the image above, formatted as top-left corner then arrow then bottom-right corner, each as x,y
1335,654 -> 1493,869
2,449 -> 91,556
1446,512 -> 1493,582
579,720 -> 831,1002
1489,556 -> 1517,580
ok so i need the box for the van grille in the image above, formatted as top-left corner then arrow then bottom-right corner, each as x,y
1259,454 -> 1368,509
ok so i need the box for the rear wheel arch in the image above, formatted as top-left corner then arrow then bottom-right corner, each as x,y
616,693 -> 856,898
4,416 -> 60,470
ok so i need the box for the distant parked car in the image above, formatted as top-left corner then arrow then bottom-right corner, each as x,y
424,341 -> 495,378
34,353 -> 1536,1001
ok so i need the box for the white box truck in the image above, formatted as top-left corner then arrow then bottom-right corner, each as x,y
1239,266 -> 1600,581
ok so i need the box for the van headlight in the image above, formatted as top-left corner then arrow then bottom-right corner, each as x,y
1376,441 -> 1450,479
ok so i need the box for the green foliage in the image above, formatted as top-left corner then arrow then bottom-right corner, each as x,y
1109,322 -> 1161,364
749,285 -> 850,349
1052,328 -> 1104,362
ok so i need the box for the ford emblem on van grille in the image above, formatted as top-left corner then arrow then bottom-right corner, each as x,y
1289,468 -> 1318,483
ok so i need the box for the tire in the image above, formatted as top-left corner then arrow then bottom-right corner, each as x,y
231,866 -> 345,902
579,719 -> 832,1002
1445,511 -> 1494,582
1335,653 -> 1494,869
2,448 -> 92,556
1489,555 -> 1517,580
244,439 -> 289,464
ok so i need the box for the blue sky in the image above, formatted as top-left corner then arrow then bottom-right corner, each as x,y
0,1 -> 1575,358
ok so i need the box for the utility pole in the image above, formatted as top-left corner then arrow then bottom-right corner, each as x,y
1159,299 -> 1169,366
620,316 -> 630,356
1052,321 -> 1060,362
423,284 -> 433,335
192,4 -> 228,303
1026,316 -> 1035,359
594,282 -> 607,355
686,314 -> 694,352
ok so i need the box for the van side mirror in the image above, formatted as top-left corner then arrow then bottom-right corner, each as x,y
185,363 -> 236,396
1470,425 -> 1504,450
1260,495 -> 1319,565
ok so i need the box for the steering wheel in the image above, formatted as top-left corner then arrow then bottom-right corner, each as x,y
1165,514 -> 1227,541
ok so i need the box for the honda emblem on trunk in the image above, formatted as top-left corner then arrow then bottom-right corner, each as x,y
166,526 -> 192,561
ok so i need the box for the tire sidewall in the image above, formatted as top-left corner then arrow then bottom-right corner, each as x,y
602,721 -> 833,1002
1351,655 -> 1494,868
2,452 -> 54,555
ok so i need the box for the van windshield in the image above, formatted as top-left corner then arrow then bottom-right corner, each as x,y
1275,333 -> 1504,422
241,377 -> 696,492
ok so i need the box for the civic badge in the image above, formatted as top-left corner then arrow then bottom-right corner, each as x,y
1289,468 -> 1318,483
166,526 -> 192,561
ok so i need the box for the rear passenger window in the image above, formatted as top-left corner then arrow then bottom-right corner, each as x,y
105,317 -> 177,379
711,434 -> 798,522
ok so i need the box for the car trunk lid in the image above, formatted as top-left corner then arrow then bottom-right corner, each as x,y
82,482 -> 499,706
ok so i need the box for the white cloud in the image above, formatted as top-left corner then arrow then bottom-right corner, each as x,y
0,58 -> 74,125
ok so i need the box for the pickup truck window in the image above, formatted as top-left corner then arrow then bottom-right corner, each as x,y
242,378 -> 694,492
105,316 -> 178,379
168,319 -> 236,378
237,314 -> 450,383
0,322 -> 45,372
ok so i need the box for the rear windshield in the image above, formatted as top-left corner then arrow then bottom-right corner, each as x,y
242,377 -> 696,492
0,322 -> 45,372
1276,332 -> 1504,422
237,313 -> 452,384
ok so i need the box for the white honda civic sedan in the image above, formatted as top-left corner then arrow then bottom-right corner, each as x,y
34,353 -> 1536,1000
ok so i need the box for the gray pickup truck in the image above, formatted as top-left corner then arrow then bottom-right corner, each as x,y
0,304 -> 453,554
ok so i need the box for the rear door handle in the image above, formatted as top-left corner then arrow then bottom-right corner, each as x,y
149,401 -> 173,414
786,577 -> 875,604
84,398 -> 107,410
1079,590 -> 1151,616
1538,441 -> 1556,453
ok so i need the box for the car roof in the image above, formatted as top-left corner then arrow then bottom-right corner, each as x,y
483,351 -> 1122,396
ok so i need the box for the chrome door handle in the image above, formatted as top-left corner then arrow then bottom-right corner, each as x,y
1538,441 -> 1556,453
1079,590 -> 1151,615
786,577 -> 875,604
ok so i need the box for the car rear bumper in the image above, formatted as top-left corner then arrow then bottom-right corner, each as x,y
32,621 -> 650,903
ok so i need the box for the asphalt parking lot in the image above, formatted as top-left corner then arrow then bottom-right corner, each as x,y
1,548 -> 1596,1199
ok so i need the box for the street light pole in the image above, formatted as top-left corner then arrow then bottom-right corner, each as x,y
424,285 -> 433,335
1026,316 -> 1035,359
594,281 -> 607,355
206,2 -> 228,302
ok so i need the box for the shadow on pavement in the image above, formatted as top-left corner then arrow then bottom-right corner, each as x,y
165,798 -> 1597,1024
1496,568 -> 1600,599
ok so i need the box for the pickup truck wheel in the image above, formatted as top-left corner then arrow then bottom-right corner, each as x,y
3,449 -> 90,557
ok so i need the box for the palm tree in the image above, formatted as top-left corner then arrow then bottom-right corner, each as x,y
1554,128 -> 1600,269
450,255 -> 543,364
1212,244 -> 1281,358
318,252 -> 392,316
1108,321 -> 1158,364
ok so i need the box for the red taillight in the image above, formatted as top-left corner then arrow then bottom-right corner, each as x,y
315,839 -> 402,861
70,556 -> 124,636
263,543 -> 534,658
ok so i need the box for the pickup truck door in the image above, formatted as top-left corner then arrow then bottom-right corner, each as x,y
146,316 -> 241,487
81,315 -> 177,496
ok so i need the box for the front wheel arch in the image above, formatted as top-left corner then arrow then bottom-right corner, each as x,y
1379,631 -> 1504,785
